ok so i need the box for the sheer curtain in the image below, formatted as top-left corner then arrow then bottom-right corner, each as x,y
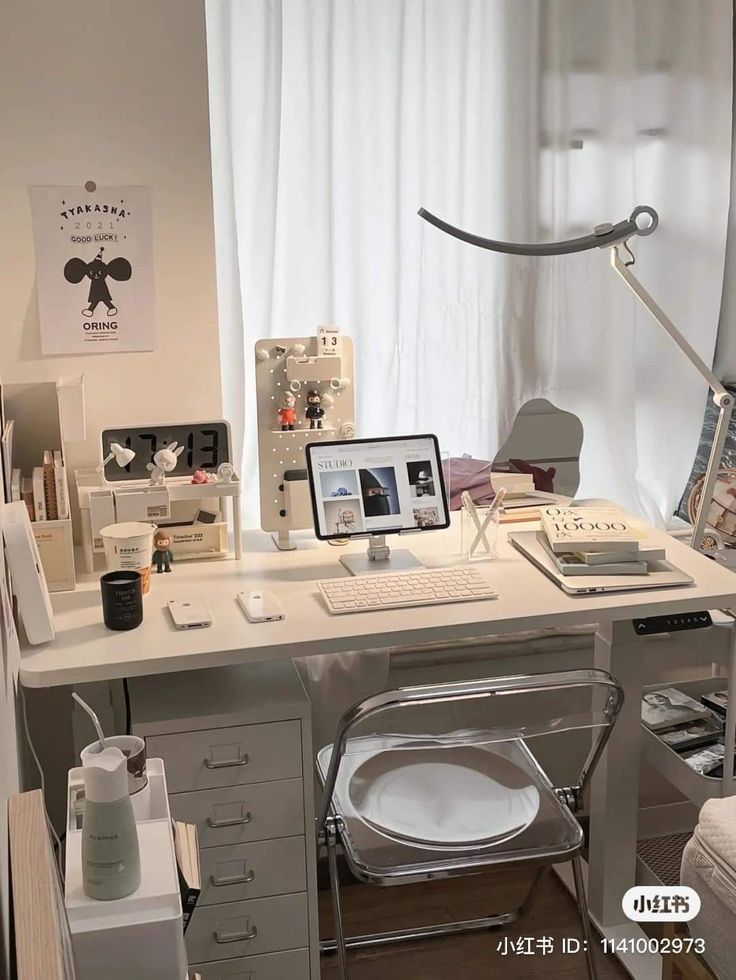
207,0 -> 732,529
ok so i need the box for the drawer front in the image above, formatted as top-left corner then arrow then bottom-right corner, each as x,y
170,779 -> 305,848
186,893 -> 308,963
190,947 -> 310,980
199,836 -> 306,905
147,721 -> 301,792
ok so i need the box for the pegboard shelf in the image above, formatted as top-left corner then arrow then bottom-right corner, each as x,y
269,426 -> 338,435
256,335 -> 356,550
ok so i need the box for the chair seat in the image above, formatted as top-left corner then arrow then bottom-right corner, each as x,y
317,734 -> 584,885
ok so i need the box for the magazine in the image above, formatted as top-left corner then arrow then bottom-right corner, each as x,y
681,742 -> 725,777
641,688 -> 710,733
659,717 -> 722,753
701,690 -> 728,718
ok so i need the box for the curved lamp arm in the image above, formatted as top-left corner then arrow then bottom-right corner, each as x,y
417,200 -> 730,553
417,205 -> 658,255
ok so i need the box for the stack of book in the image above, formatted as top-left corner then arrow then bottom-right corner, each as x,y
641,686 -> 733,777
538,505 -> 665,576
9,449 -> 69,523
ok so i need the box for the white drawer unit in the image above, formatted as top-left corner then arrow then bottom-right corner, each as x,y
129,661 -> 320,979
169,779 -> 305,848
147,720 -> 302,793
190,947 -> 311,980
199,836 -> 306,906
186,893 -> 310,963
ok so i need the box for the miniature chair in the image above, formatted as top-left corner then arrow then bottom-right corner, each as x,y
316,668 -> 623,980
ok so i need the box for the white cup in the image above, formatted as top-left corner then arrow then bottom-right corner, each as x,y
100,522 -> 156,595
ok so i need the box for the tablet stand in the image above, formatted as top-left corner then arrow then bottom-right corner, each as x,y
339,534 -> 423,576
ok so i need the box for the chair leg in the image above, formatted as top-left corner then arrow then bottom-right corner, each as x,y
326,821 -> 350,980
571,854 -> 598,980
518,864 -> 548,917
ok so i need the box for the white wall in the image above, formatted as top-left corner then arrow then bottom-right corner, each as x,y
0,0 -> 222,960
0,0 -> 222,477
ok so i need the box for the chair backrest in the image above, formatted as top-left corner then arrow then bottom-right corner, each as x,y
317,668 -> 623,835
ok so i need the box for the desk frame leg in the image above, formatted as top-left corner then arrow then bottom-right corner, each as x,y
589,619 -> 644,928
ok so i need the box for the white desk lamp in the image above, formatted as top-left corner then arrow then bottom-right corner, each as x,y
99,442 -> 136,473
418,205 -> 733,552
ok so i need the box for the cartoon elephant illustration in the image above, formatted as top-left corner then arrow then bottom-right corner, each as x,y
63,247 -> 132,317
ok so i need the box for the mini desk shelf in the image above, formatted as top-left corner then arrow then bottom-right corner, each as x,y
255,335 -> 356,550
75,468 -> 242,572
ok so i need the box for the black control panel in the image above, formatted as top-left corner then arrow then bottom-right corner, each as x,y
632,611 -> 712,636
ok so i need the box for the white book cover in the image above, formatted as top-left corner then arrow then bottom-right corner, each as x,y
53,450 -> 69,519
541,505 -> 640,555
32,466 -> 46,522
581,543 -> 666,565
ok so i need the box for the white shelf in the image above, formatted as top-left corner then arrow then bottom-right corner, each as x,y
270,426 -> 337,435
641,677 -> 736,807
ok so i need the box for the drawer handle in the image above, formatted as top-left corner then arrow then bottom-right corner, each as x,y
213,924 -> 258,944
209,869 -> 255,887
206,811 -> 252,829
202,753 -> 249,770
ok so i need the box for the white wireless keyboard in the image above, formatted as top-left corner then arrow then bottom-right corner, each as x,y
317,566 -> 497,615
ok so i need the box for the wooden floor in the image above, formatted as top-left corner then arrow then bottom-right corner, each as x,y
319,863 -> 629,979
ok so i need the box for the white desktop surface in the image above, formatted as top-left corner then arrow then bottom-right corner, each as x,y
18,514 -> 736,689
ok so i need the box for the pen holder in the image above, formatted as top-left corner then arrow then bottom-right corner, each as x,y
461,499 -> 500,562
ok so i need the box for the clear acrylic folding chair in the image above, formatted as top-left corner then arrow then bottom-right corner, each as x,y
315,668 -> 623,980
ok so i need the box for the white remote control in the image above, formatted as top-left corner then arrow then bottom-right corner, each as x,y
237,590 -> 286,623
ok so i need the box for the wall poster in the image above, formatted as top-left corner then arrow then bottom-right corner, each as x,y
29,184 -> 155,354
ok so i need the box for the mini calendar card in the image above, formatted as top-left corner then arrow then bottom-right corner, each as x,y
29,184 -> 156,354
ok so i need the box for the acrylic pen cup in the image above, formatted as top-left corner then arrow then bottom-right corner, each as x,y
461,499 -> 501,562
101,570 -> 143,630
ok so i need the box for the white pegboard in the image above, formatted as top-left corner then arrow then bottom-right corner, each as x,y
255,335 -> 356,548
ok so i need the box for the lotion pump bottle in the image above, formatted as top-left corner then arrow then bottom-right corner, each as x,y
82,745 -> 141,901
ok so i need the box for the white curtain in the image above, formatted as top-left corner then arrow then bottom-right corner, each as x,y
207,0 -> 732,530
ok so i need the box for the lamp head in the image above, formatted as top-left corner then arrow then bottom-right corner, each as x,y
109,442 -> 136,467
417,204 -> 659,256
99,441 -> 136,473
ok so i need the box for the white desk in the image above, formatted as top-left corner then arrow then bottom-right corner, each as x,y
19,516 -> 736,980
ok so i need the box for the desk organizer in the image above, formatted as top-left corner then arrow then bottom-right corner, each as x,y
75,468 -> 240,573
65,758 -> 188,980
1,378 -> 83,591
255,334 -> 356,550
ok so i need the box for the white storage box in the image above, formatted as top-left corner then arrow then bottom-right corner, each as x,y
65,758 -> 188,980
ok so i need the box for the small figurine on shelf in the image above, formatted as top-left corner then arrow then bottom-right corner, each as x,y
191,469 -> 216,485
147,443 -> 184,486
152,529 -> 174,574
305,390 -> 325,430
278,391 -> 297,431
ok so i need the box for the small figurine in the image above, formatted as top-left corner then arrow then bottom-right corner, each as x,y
191,468 -> 216,485
152,529 -> 174,573
147,442 -> 184,485
305,390 -> 325,430
278,391 -> 297,431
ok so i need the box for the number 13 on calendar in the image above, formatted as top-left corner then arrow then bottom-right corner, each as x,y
317,325 -> 341,356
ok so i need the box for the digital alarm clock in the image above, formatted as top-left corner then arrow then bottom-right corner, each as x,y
100,421 -> 232,483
